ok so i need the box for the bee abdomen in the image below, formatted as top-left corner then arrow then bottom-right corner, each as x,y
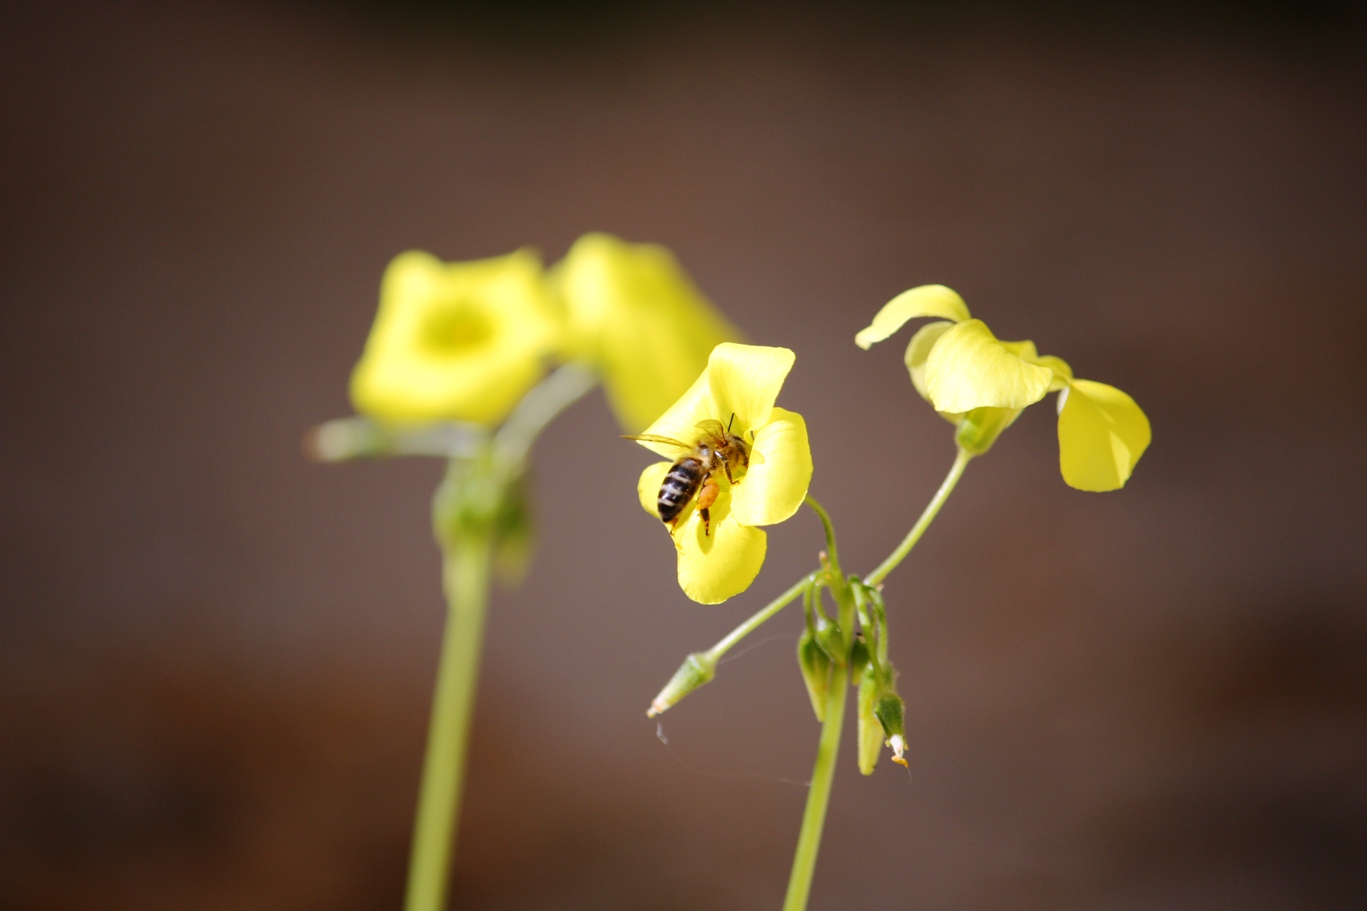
658,458 -> 703,523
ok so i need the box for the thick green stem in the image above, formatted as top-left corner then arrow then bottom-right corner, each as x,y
865,447 -> 972,587
782,615 -> 852,911
404,536 -> 493,911
783,519 -> 856,911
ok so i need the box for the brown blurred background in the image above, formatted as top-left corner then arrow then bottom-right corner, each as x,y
1,1 -> 1365,908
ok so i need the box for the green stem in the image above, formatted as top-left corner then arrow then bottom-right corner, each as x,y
782,623 -> 851,911
404,536 -> 493,911
865,447 -> 972,587
803,495 -> 840,571
703,573 -> 816,664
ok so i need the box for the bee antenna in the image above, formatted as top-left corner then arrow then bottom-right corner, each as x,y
727,412 -> 736,432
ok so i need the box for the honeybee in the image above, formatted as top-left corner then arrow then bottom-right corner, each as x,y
624,415 -> 753,536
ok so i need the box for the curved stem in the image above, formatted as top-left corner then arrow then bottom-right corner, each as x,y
865,447 -> 972,587
803,495 -> 840,573
494,363 -> 598,465
704,573 -> 815,664
404,536 -> 493,911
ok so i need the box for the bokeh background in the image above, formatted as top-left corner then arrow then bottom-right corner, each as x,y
2,1 -> 1364,908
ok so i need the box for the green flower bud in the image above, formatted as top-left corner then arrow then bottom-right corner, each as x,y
813,614 -> 845,667
856,663 -> 884,776
849,635 -> 870,683
874,693 -> 908,768
797,629 -> 832,722
647,651 -> 716,717
491,471 -> 535,587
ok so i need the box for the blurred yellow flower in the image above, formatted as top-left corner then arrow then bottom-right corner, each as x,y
633,343 -> 813,604
350,249 -> 560,426
857,285 -> 1150,491
555,233 -> 741,433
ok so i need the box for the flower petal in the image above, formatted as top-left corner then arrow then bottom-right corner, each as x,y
1001,340 -> 1074,393
924,319 -> 1055,413
730,407 -> 812,526
673,487 -> 768,604
638,461 -> 672,518
703,343 -> 795,437
349,249 -> 559,425
1035,355 -> 1074,391
555,233 -> 741,433
633,364 -> 716,460
903,320 -> 954,403
1057,379 -> 1151,491
854,285 -> 971,349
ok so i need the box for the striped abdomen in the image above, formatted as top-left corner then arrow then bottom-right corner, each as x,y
658,457 -> 704,523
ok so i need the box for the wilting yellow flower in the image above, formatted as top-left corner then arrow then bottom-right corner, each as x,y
350,249 -> 560,426
633,343 -> 813,604
555,233 -> 742,433
856,285 -> 1150,491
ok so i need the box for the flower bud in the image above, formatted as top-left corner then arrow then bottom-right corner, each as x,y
874,693 -> 908,768
491,472 -> 535,587
647,651 -> 716,717
796,629 -> 832,722
812,614 -> 845,667
856,663 -> 884,775
849,635 -> 870,683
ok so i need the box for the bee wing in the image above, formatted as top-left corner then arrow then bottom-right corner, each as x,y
621,433 -> 693,453
694,419 -> 726,440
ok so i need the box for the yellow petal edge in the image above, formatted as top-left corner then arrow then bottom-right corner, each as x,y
924,319 -> 1054,414
1057,379 -> 1151,492
854,285 -> 971,350
674,488 -> 768,604
730,407 -> 813,527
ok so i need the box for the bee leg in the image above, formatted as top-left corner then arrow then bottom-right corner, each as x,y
696,477 -> 720,536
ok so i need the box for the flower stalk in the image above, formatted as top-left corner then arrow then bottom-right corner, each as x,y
782,498 -> 856,911
405,534 -> 493,911
865,446 -> 972,586
402,365 -> 598,911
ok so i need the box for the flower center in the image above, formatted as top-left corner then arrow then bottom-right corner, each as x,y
420,299 -> 495,356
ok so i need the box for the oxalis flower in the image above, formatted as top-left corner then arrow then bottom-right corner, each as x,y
856,285 -> 1151,491
632,343 -> 813,604
350,249 -> 560,426
554,233 -> 742,433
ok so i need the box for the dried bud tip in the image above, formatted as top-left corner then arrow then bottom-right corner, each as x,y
889,734 -> 907,767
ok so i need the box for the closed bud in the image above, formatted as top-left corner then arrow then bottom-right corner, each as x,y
874,693 -> 908,768
856,664 -> 884,775
813,615 -> 845,666
647,651 -> 716,717
797,629 -> 832,722
849,635 -> 870,683
491,472 -> 535,587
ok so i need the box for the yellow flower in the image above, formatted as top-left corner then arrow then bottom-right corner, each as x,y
554,233 -> 742,433
856,285 -> 1151,491
350,249 -> 560,426
633,343 -> 813,604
